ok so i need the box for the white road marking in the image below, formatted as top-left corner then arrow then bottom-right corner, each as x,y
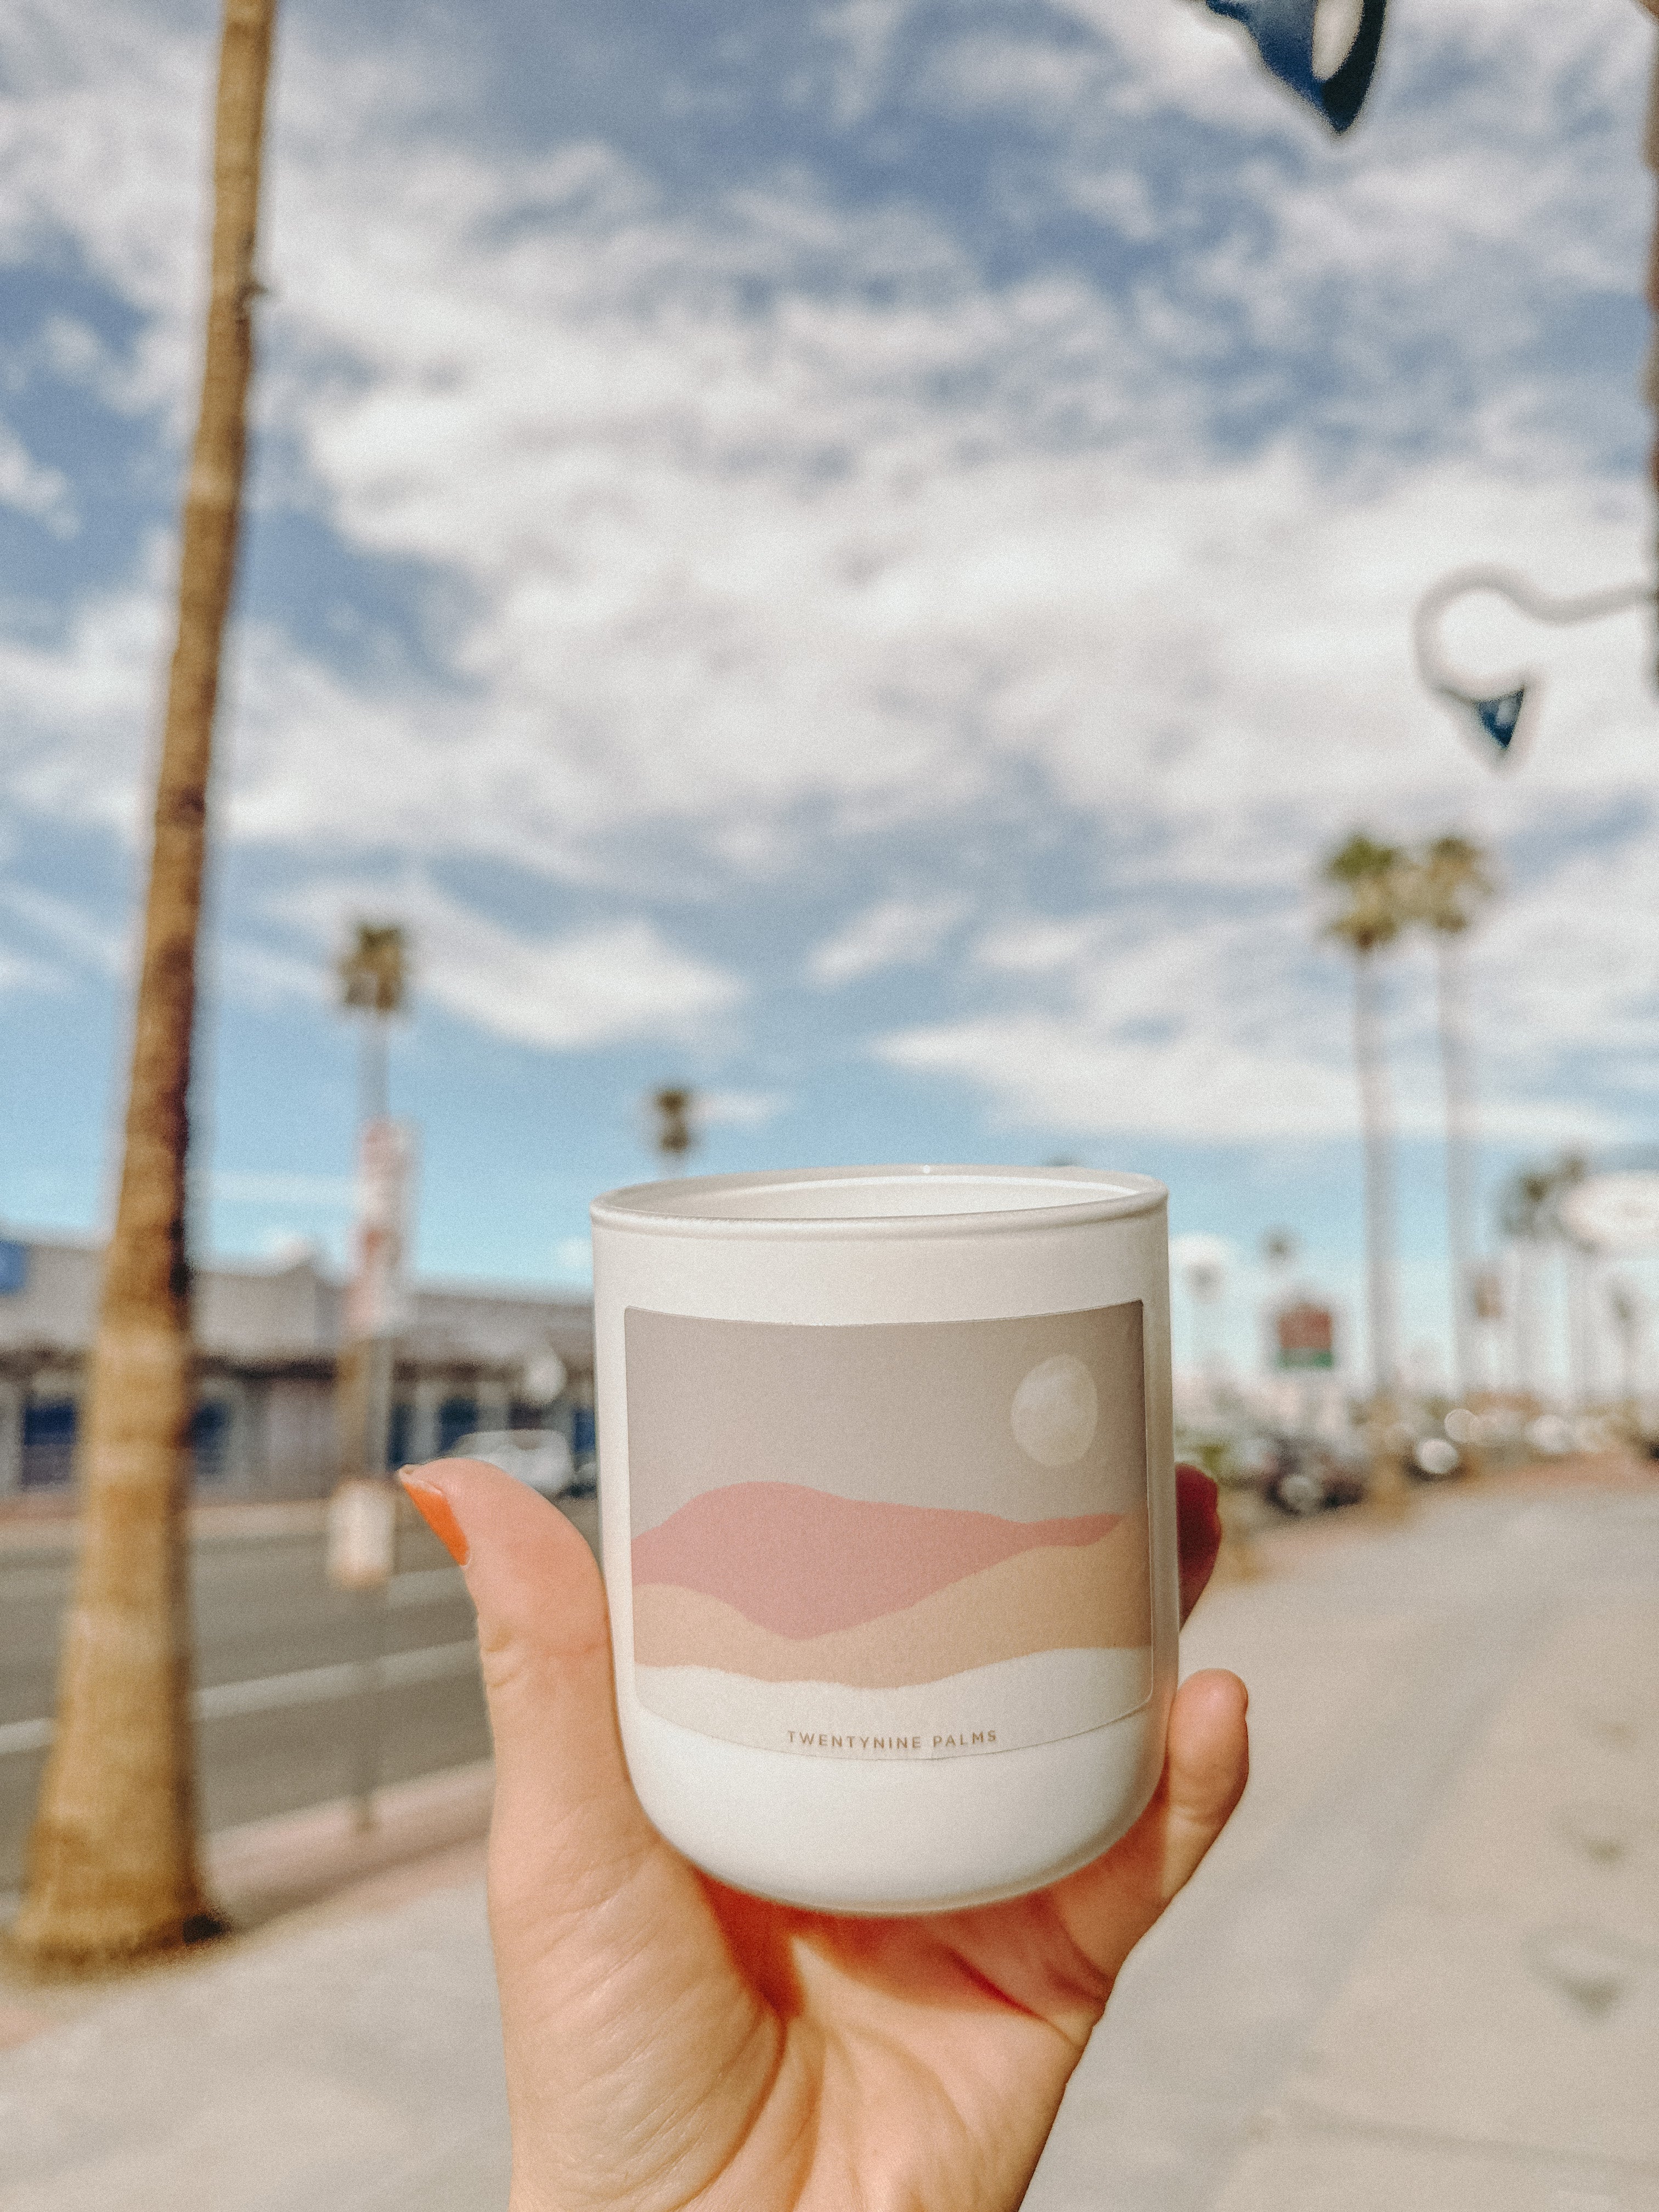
0,1635 -> 479,1757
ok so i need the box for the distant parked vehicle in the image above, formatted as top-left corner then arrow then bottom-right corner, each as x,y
1260,1436 -> 1366,1518
1410,1436 -> 1462,1481
451,1429 -> 580,1499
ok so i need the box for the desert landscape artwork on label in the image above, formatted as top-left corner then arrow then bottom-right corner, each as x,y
625,1302 -> 1152,1758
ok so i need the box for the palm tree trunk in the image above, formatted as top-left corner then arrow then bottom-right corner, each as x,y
1565,1246 -> 1595,1414
1353,948 -> 1400,1402
1511,1237 -> 1542,1397
13,0 -> 277,1969
1434,933 -> 1479,1399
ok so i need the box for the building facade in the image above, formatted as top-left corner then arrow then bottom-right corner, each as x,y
0,1231 -> 595,1502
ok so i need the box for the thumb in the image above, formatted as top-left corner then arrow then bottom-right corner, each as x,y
397,1458 -> 701,1953
402,1461 -> 768,2188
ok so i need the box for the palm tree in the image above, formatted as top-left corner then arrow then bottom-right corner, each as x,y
1322,834 -> 1410,1415
13,0 -> 278,1969
1407,835 -> 1497,1402
650,1086 -> 698,1173
338,923 -> 409,1123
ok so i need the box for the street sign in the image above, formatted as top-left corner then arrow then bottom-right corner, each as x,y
345,1118 -> 417,1339
1276,1299 -> 1335,1370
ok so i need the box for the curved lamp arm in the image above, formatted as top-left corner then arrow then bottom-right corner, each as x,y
1413,565 -> 1654,761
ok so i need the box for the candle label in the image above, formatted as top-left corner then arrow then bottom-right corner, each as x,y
624,1302 -> 1152,1759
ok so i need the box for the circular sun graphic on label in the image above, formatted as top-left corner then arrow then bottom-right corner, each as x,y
1009,1352 -> 1099,1467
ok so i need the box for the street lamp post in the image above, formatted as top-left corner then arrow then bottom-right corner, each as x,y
1414,566 -> 1651,1407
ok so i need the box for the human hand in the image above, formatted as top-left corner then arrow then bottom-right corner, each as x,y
402,1458 -> 1246,2212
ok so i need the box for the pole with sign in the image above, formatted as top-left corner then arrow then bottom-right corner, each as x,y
1273,1295 -> 1338,1450
343,1114 -> 417,1485
332,921 -> 414,1833
331,1114 -> 416,1830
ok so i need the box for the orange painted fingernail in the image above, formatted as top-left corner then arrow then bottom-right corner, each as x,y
399,1469 -> 470,1565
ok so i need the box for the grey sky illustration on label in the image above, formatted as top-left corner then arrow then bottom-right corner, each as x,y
625,1302 -> 1152,1760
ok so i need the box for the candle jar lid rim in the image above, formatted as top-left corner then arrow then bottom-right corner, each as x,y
591,1164 -> 1167,1241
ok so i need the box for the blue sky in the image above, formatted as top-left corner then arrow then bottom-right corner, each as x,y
2,0 -> 1656,1386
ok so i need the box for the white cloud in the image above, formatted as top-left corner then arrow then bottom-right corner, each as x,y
552,1233 -> 594,1283
211,1170 -> 355,1208
1,0 -> 1655,1167
809,894 -> 968,985
0,883 -> 127,976
425,913 -> 744,1052
881,821 -> 1654,1147
275,876 -> 746,1053
0,423 -> 75,534
1170,1231 -> 1235,1280
697,1087 -> 791,1128
0,943 -> 63,997
0,566 -> 167,838
213,938 -> 327,1011
5,2 -> 1649,885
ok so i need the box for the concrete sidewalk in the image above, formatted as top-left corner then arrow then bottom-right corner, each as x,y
1028,1475 -> 1659,2212
2,1474 -> 1655,2212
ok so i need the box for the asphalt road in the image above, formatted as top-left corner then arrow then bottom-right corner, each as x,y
0,1497 -> 598,1892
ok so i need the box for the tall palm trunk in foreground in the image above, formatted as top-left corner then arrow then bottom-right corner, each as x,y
14,0 -> 278,1968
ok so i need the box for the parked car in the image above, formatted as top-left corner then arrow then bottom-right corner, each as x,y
1259,1435 -> 1367,1517
450,1429 -> 580,1498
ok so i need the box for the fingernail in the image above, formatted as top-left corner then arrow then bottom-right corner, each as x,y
399,1467 -> 470,1565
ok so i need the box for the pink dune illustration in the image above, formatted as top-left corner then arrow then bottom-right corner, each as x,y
631,1481 -> 1122,1639
633,1527 -> 1150,1687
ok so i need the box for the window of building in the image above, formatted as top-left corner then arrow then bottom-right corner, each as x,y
438,1396 -> 478,1453
388,1402 -> 414,1469
21,1400 -> 76,1488
191,1400 -> 233,1484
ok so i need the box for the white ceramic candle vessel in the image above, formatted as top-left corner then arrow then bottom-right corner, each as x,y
590,1165 -> 1177,1915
